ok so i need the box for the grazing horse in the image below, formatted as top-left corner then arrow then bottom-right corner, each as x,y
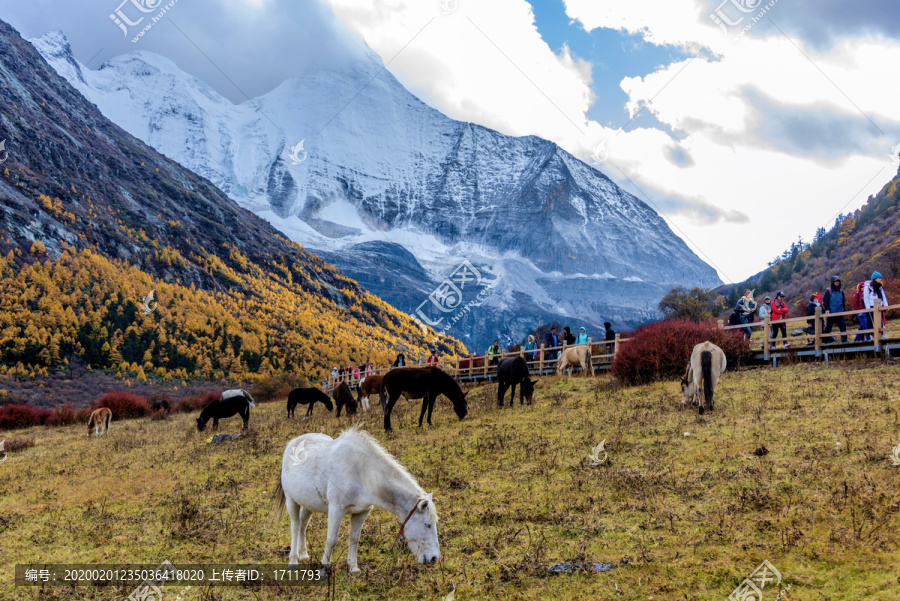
271,428 -> 440,573
196,389 -> 256,432
681,341 -> 727,415
497,356 -> 538,406
151,399 -> 171,415
332,382 -> 357,417
356,375 -> 384,412
379,367 -> 468,431
87,407 -> 112,437
287,387 -> 334,418
556,345 -> 594,377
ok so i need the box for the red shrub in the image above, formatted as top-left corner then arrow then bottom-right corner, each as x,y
612,319 -> 751,386
0,404 -> 54,430
90,391 -> 150,419
175,391 -> 220,414
46,403 -> 80,426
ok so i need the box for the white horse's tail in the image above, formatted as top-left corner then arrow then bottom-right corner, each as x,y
245,392 -> 257,408
268,477 -> 286,528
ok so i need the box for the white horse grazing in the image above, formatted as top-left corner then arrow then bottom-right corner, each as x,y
271,428 -> 440,573
556,345 -> 594,377
681,341 -> 727,415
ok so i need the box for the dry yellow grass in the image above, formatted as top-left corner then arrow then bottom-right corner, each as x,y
3,359 -> 900,600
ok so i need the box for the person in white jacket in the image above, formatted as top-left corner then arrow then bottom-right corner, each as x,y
863,271 -> 889,338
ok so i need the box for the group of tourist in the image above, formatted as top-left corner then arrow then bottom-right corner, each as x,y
732,271 -> 889,349
482,322 -> 616,364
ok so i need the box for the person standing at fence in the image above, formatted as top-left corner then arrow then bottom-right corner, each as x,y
546,327 -> 560,361
393,352 -> 407,367
759,296 -> 770,323
575,327 -> 588,344
736,289 -> 757,340
804,294 -> 820,344
427,351 -> 439,367
365,362 -> 373,377
864,271 -> 889,340
604,322 -> 615,341
852,281 -> 871,342
822,276 -> 848,343
352,365 -> 360,384
486,340 -> 501,366
769,292 -> 789,349
562,326 -> 576,346
524,335 -> 537,362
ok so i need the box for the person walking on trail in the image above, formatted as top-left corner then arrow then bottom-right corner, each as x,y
524,335 -> 538,363
852,281 -> 871,342
486,340 -> 501,366
736,289 -> 757,340
546,327 -> 560,361
769,292 -> 789,349
575,327 -> 588,344
864,271 -> 889,340
822,276 -> 848,344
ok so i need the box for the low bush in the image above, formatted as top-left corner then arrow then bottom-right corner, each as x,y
90,391 -> 150,419
176,391 -> 220,414
0,404 -> 53,430
150,408 -> 169,421
252,374 -> 304,403
3,436 -> 36,452
612,319 -> 751,385
46,403 -> 80,426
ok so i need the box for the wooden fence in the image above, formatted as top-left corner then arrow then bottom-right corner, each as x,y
321,301 -> 898,390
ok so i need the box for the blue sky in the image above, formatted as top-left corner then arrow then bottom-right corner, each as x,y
528,0 -> 692,131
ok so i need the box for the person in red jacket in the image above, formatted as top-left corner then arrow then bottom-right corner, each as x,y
769,291 -> 789,349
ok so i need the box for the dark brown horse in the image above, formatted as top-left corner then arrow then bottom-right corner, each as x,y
196,389 -> 255,432
497,356 -> 537,406
332,382 -> 358,417
379,367 -> 468,431
287,387 -> 334,418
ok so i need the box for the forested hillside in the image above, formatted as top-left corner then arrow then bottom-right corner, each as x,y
0,19 -> 463,384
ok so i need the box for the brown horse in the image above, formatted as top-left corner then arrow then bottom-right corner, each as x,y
356,375 -> 381,412
379,367 -> 468,431
88,407 -> 112,437
332,382 -> 358,417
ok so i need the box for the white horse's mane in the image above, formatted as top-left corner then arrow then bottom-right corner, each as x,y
338,427 -> 438,522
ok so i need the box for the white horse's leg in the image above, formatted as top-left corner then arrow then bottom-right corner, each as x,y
321,506 -> 343,567
286,497 -> 302,567
346,508 -> 370,574
297,507 -> 312,562
362,396 -> 369,412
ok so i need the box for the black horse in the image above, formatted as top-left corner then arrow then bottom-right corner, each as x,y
379,367 -> 468,431
287,387 -> 334,418
151,398 -> 171,414
332,382 -> 357,417
497,356 -> 537,406
196,389 -> 255,432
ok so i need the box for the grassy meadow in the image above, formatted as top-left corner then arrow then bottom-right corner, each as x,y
3,359 -> 900,600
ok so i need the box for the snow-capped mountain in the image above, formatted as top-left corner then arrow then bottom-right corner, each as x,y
33,31 -> 721,349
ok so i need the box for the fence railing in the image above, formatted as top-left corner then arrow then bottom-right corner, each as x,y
321,301 -> 896,390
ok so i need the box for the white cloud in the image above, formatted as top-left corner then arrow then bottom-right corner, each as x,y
323,0 -> 900,282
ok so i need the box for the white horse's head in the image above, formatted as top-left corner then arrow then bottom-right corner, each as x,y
402,493 -> 440,564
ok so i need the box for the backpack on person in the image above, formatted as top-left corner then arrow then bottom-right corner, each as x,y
851,287 -> 864,311
727,311 -> 741,326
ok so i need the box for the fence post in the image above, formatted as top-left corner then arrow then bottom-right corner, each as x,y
539,343 -> 545,374
614,333 -> 621,357
717,319 -> 724,330
814,306 -> 823,356
763,314 -> 771,357
874,300 -> 883,351
483,353 -> 489,380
